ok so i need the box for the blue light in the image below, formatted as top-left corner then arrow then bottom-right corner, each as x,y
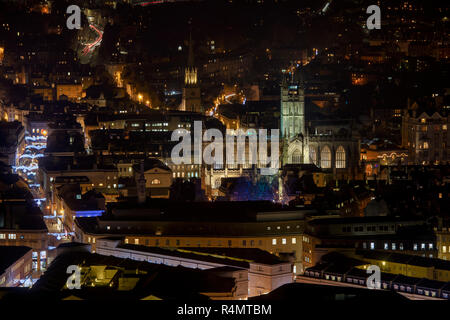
74,210 -> 104,217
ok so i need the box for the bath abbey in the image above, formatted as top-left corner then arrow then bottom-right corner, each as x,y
280,72 -> 360,179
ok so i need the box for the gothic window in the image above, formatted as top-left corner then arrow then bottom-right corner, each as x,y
336,146 -> 346,169
321,146 -> 331,168
292,149 -> 302,164
309,147 -> 317,165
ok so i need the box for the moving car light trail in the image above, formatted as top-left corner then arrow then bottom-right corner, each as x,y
82,24 -> 103,56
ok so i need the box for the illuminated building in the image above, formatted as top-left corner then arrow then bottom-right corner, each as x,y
55,185 -> 105,233
303,252 -> 450,300
0,246 -> 33,287
0,121 -> 25,166
0,175 -> 49,272
74,202 -> 307,274
280,73 -> 305,140
435,226 -> 450,261
117,159 -> 173,199
280,71 -> 360,180
301,216 -> 435,270
38,156 -> 119,208
360,140 -> 408,178
96,238 -> 293,297
401,110 -> 450,165
33,87 -> 54,101
30,247 -> 245,300
56,84 -> 83,101
355,250 -> 450,282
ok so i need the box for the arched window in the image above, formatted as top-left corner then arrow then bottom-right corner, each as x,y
321,146 -> 331,168
292,149 -> 302,164
336,146 -> 346,169
151,179 -> 161,185
309,147 -> 317,165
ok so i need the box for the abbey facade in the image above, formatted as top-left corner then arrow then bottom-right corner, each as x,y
281,76 -> 360,179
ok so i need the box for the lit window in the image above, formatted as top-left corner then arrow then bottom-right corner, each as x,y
335,146 -> 346,168
291,149 -> 302,164
0,234 -> 5,239
320,146 -> 331,168
292,238 -> 296,244
429,243 -> 433,250
443,246 -> 447,253
384,243 -> 389,250
370,242 -> 375,250
413,244 -> 418,250
125,238 -> 129,244
151,179 -> 161,185
135,239 -> 139,245
309,147 -> 317,165
8,234 -> 16,240
392,243 -> 396,250
282,238 -> 286,245
272,239 -> 277,245
421,243 -> 425,249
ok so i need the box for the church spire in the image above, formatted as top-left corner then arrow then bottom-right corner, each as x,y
187,30 -> 194,68
184,23 -> 197,86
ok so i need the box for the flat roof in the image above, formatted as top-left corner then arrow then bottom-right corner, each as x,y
357,250 -> 450,270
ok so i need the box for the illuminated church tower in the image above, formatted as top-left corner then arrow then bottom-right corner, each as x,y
281,68 -> 309,165
180,33 -> 202,113
280,69 -> 305,139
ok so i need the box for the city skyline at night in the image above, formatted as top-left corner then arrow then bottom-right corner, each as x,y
0,0 -> 449,314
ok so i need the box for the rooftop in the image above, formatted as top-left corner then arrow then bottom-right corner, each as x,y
0,246 -> 32,275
